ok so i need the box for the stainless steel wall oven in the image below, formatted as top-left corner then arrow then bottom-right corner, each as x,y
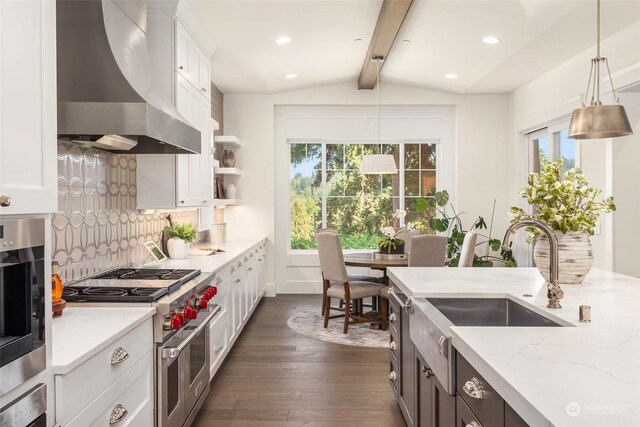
0,218 -> 46,395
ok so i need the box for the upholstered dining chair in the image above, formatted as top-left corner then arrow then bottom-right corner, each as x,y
316,228 -> 379,316
408,235 -> 448,267
396,228 -> 422,255
458,231 -> 478,267
317,232 -> 385,334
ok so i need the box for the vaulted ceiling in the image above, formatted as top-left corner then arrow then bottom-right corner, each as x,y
188,0 -> 640,95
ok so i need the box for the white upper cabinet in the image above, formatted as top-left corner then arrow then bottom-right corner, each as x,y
0,0 -> 57,215
175,19 -> 210,101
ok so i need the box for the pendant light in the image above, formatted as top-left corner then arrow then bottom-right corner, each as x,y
360,56 -> 398,175
568,0 -> 633,140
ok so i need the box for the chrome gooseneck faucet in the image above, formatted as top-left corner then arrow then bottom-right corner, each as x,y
502,219 -> 564,309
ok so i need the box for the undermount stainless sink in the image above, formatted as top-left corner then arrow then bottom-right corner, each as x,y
425,297 -> 563,327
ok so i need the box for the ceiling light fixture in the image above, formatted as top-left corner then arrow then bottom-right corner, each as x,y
360,56 -> 397,175
445,73 -> 458,80
353,38 -> 362,42
402,39 -> 412,44
568,0 -> 632,139
482,36 -> 500,45
275,36 -> 291,45
285,73 -> 298,79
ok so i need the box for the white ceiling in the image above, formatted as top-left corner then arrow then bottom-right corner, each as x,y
188,0 -> 640,95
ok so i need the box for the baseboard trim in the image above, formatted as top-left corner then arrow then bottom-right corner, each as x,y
265,282 -> 277,297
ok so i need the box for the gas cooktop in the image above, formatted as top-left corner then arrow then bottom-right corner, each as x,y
64,268 -> 201,303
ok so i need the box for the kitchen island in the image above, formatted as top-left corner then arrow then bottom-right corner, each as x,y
387,267 -> 640,427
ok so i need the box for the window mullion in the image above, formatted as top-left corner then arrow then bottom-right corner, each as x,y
399,142 -> 405,227
321,142 -> 327,228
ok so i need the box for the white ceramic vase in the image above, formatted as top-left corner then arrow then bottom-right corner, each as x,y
225,184 -> 237,199
533,230 -> 593,284
166,237 -> 188,259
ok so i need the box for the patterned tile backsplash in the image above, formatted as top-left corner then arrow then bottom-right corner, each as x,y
53,141 -> 199,283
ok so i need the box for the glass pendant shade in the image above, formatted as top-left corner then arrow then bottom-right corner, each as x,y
568,104 -> 633,139
359,154 -> 397,174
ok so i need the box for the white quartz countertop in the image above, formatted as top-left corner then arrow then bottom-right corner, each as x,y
387,267 -> 640,427
144,237 -> 267,273
52,307 -> 155,375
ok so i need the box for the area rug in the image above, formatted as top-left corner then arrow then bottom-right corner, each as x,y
287,310 -> 389,349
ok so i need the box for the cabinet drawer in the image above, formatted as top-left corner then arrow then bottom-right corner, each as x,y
213,274 -> 230,297
456,353 -> 504,427
209,312 -> 229,379
389,333 -> 400,362
66,351 -> 153,427
389,358 -> 399,398
457,394 -> 483,427
55,319 -> 153,425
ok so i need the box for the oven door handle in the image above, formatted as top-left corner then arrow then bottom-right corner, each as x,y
161,307 -> 219,359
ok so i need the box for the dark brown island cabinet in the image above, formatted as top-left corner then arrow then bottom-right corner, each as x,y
388,288 -> 529,427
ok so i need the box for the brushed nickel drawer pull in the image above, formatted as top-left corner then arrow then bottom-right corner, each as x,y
463,377 -> 488,399
0,195 -> 10,207
216,277 -> 223,284
389,340 -> 397,350
465,421 -> 482,427
109,404 -> 128,424
230,266 -> 236,272
247,267 -> 253,271
214,344 -> 222,353
437,335 -> 449,359
110,347 -> 129,365
235,278 -> 240,283
388,371 -> 397,381
389,313 -> 397,322
403,298 -> 413,313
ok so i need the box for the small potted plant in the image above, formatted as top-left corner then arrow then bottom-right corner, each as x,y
377,210 -> 411,254
165,222 -> 197,259
510,160 -> 615,284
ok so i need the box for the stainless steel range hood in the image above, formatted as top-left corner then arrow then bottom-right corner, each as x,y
56,0 -> 201,154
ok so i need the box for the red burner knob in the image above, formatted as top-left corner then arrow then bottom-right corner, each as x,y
170,316 -> 181,330
210,286 -> 218,297
199,299 -> 208,310
186,307 -> 197,319
175,312 -> 184,325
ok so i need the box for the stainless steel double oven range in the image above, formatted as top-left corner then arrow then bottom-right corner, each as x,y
65,264 -> 221,426
0,218 -> 47,426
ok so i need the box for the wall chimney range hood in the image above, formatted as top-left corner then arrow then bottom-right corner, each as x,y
56,0 -> 201,154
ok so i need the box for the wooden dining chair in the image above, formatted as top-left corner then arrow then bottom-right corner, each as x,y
316,228 -> 379,316
317,232 -> 384,334
408,235 -> 448,267
458,231 -> 478,267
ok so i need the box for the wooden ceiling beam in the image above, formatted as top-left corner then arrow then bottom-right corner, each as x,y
358,0 -> 413,90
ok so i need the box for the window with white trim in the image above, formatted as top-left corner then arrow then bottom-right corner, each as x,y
289,140 -> 439,250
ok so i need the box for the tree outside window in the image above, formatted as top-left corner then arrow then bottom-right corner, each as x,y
289,141 -> 438,250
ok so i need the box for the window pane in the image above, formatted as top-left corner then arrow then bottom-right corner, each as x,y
405,197 -> 436,233
345,144 -> 363,169
327,196 -> 398,249
405,171 -> 419,196
362,144 -> 380,156
538,136 -> 550,167
559,129 -> 575,173
421,171 -> 436,196
405,144 -> 419,169
420,144 -> 437,169
326,170 -> 344,196
290,197 -> 321,249
326,144 -> 344,170
290,170 -> 321,197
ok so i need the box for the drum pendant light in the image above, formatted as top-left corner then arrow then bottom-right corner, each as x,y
360,56 -> 398,175
568,0 -> 633,140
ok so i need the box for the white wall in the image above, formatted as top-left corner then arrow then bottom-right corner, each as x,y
509,21 -> 640,277
222,81 -> 510,292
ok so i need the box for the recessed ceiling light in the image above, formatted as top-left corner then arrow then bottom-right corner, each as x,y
353,38 -> 362,42
402,39 -> 412,44
285,73 -> 298,79
445,73 -> 458,80
482,36 -> 500,45
276,36 -> 291,45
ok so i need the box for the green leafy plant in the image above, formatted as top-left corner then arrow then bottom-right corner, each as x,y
415,190 -> 515,267
165,222 -> 197,243
510,160 -> 616,240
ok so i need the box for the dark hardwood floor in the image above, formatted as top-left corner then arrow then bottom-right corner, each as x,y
193,294 -> 405,427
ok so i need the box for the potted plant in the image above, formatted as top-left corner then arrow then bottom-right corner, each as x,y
414,190 -> 516,267
377,210 -> 411,254
165,222 -> 197,259
510,160 -> 615,284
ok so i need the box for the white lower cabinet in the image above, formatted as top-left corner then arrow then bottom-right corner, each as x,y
55,319 -> 154,426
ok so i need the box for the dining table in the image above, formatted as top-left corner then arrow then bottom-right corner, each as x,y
343,252 -> 409,284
